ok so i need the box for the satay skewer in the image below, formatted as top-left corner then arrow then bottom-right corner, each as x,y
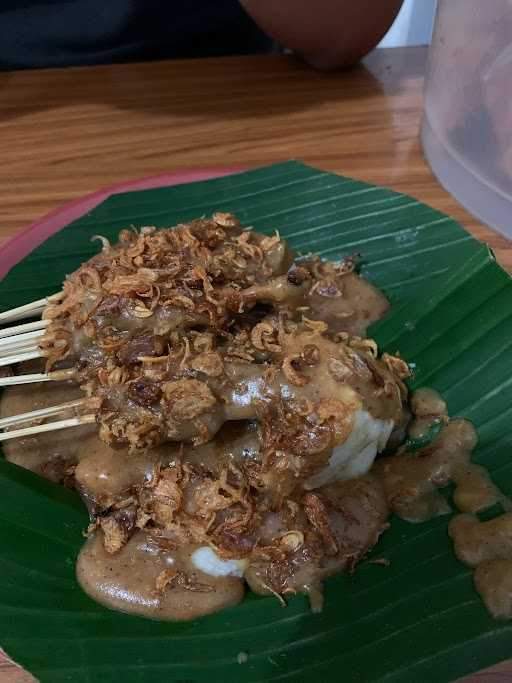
0,398 -> 87,429
0,327 -> 70,366
0,343 -> 41,360
0,368 -> 76,387
0,329 -> 45,349
0,349 -> 44,367
0,292 -> 62,324
0,414 -> 95,441
0,319 -> 49,339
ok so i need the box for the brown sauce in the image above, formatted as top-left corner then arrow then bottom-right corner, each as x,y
74,422 -> 260,510
452,463 -> 509,514
375,386 -> 512,621
373,388 -> 501,523
375,419 -> 478,523
74,435 -> 171,510
449,513 -> 512,567
77,531 -> 244,621
306,271 -> 390,337
474,560 -> 512,620
245,475 -> 389,609
449,514 -> 512,619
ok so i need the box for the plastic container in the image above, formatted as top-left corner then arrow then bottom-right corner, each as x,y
421,0 -> 512,238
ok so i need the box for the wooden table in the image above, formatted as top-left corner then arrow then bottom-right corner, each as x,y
0,46 -> 510,683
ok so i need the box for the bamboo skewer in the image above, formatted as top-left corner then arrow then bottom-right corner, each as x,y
0,342 -> 41,359
0,329 -> 69,367
0,319 -> 49,339
0,330 -> 45,349
0,414 -> 96,441
0,350 -> 44,367
0,292 -> 96,440
0,399 -> 87,429
0,292 -> 62,324
0,303 -> 46,324
0,343 -> 43,365
0,292 -> 96,441
0,327 -> 49,364
0,369 -> 76,387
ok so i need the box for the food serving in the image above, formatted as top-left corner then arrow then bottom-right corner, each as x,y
0,213 -> 509,622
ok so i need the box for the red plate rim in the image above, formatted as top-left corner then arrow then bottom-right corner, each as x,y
0,167 -> 243,280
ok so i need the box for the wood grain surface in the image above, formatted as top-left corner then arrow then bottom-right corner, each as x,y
0,46 -> 511,683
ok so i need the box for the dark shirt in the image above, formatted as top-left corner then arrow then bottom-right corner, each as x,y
0,0 -> 273,70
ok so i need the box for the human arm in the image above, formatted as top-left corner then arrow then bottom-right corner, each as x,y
239,0 -> 404,69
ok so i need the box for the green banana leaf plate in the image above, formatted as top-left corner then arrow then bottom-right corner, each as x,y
1,161 -> 512,683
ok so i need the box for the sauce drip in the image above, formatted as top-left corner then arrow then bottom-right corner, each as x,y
449,513 -> 512,619
375,386 -> 512,620
77,531 -> 244,621
374,388 -> 507,523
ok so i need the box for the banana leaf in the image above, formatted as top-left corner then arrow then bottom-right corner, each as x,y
1,160 -> 511,683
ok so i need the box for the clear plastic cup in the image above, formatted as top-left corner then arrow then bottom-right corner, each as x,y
421,0 -> 512,238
